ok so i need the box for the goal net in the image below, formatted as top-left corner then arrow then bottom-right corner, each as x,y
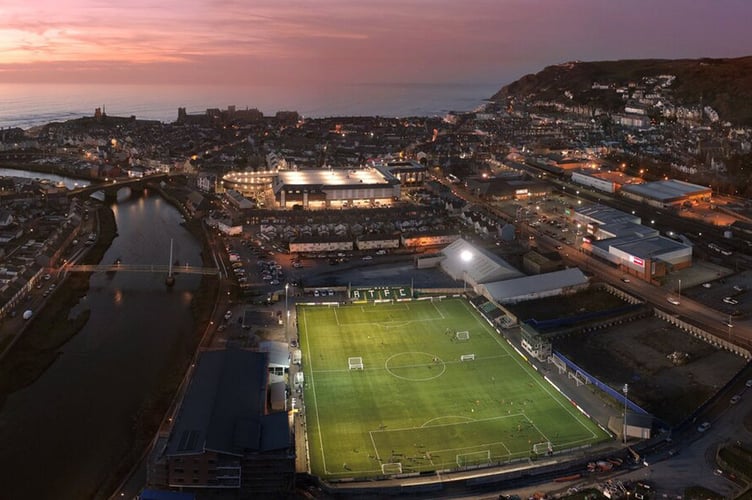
455,330 -> 470,341
456,450 -> 491,467
381,462 -> 403,475
348,357 -> 364,370
533,441 -> 553,455
460,353 -> 475,362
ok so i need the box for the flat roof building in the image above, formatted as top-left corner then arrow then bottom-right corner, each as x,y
620,179 -> 711,208
273,167 -> 400,209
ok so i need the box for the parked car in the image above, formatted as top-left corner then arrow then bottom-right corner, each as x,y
697,422 -> 711,432
361,255 -> 373,261
224,310 -> 232,320
723,297 -> 739,305
730,395 -> 741,405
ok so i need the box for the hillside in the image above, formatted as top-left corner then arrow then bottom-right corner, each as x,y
491,56 -> 752,126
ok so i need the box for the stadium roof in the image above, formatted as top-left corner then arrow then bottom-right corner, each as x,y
165,349 -> 289,457
620,179 -> 711,202
440,238 -> 523,284
260,340 -> 290,368
480,268 -> 588,303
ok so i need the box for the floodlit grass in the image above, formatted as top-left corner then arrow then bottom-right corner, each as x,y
299,298 -> 609,480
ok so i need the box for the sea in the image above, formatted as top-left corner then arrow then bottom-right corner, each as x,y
0,81 -> 501,130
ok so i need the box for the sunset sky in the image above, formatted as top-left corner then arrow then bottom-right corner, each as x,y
1,0 -> 750,87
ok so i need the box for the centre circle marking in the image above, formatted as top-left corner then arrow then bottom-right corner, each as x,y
385,351 -> 446,381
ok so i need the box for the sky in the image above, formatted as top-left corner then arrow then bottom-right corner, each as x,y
1,0 -> 751,87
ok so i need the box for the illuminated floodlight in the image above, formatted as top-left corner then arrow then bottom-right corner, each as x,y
460,250 -> 473,262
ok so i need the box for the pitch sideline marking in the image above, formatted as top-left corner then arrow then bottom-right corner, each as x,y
459,299 -> 600,440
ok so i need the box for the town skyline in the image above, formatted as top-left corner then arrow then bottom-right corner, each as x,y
1,0 -> 751,87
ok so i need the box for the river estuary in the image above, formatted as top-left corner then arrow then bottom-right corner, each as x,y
0,180 -> 203,499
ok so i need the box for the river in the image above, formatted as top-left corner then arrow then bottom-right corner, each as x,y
0,182 -> 203,499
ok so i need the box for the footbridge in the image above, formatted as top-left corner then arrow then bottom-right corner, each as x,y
65,263 -> 219,276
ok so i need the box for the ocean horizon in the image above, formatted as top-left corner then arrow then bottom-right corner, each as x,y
0,81 -> 501,130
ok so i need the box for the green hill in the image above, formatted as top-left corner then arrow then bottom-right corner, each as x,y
491,56 -> 752,126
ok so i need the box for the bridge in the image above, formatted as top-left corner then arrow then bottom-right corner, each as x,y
67,173 -> 177,200
65,264 -> 220,276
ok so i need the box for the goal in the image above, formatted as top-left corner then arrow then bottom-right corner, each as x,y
460,353 -> 475,362
533,441 -> 553,455
455,330 -> 470,342
348,357 -> 364,370
381,462 -> 403,475
456,450 -> 491,467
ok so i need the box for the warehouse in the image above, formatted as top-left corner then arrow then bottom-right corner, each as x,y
620,179 -> 711,209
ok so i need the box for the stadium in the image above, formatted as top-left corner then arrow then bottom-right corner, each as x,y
296,291 -> 611,483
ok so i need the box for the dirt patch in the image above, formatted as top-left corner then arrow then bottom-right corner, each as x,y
553,316 -> 746,425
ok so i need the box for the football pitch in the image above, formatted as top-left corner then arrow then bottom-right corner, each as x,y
298,298 -> 610,480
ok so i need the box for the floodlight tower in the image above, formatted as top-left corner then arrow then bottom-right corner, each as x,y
461,250 -> 473,292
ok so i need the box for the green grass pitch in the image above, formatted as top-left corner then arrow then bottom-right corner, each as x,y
298,298 -> 610,479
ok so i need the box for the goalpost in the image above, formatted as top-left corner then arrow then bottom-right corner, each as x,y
455,330 -> 470,342
456,450 -> 491,467
348,357 -> 364,370
460,353 -> 475,362
533,441 -> 553,456
381,462 -> 403,475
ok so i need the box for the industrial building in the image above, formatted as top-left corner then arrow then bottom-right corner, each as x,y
620,179 -> 711,209
574,206 -> 692,280
148,349 -> 294,496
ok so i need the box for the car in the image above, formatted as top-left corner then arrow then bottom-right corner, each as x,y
270,280 -> 280,285
733,285 -> 745,292
224,310 -> 232,320
555,245 -> 563,250
621,277 -> 631,283
376,249 -> 387,255
667,297 -> 680,305
746,379 -> 752,388
327,289 -> 335,296
293,262 -> 303,268
361,255 -> 373,260
723,297 -> 739,305
697,422 -> 711,432
702,283 -> 712,288
731,395 -> 741,405
314,290 -> 320,297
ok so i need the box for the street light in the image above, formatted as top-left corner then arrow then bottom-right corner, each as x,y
623,384 -> 629,444
285,283 -> 289,340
